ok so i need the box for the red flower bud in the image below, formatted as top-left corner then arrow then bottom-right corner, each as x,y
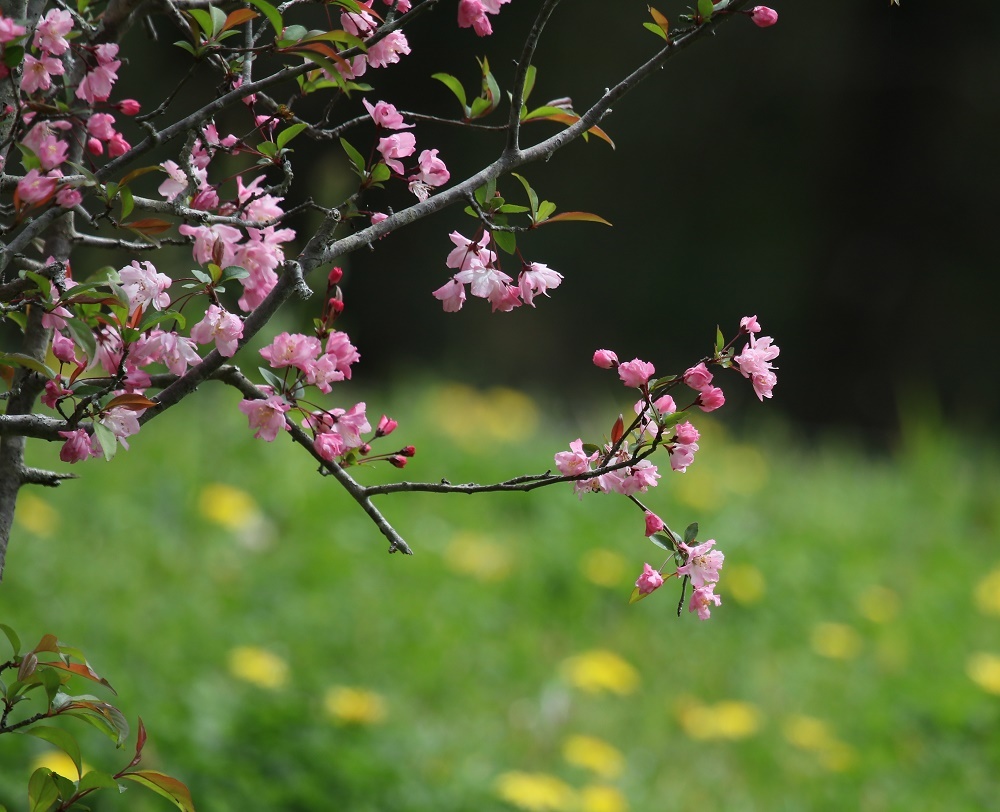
328,266 -> 344,286
388,454 -> 408,468
118,99 -> 141,115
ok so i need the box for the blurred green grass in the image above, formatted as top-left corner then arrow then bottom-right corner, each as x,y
1,380 -> 999,811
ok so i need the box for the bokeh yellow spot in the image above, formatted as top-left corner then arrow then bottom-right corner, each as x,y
199,483 -> 260,531
227,646 -> 289,690
31,750 -> 87,780
560,650 -> 639,696
676,698 -> 762,741
675,468 -> 716,511
324,686 -> 387,725
425,384 -> 538,447
494,771 -> 576,812
579,549 -> 628,589
722,444 -> 768,495
810,622 -> 862,660
444,532 -> 513,581
580,783 -> 629,812
973,568 -> 1000,616
562,735 -> 624,779
857,585 -> 900,623
725,564 -> 765,605
967,652 -> 1000,695
782,714 -> 855,772
14,493 -> 58,538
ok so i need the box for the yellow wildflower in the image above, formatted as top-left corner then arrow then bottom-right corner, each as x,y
324,686 -> 387,725
227,646 -> 289,690
967,652 -> 1000,695
562,735 -> 624,779
560,650 -> 639,696
494,771 -> 576,812
580,784 -> 629,812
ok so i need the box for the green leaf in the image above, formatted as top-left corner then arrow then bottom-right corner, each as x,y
120,771 -> 196,812
369,162 -> 390,183
492,230 -> 517,255
535,200 -> 556,222
92,421 -> 117,462
498,204 -> 530,214
649,533 -> 676,552
643,21 -> 668,40
219,265 -> 250,283
3,44 -> 23,69
339,138 -> 366,174
24,728 -> 82,778
522,64 -> 536,102
186,8 -> 213,37
27,768 -> 60,812
683,522 -> 699,545
510,173 -> 538,217
629,585 -> 657,604
279,23 -> 309,43
17,143 -> 42,172
276,122 -> 307,150
715,326 -> 725,354
79,770 -> 119,792
257,141 -> 277,158
469,96 -> 492,120
537,211 -> 612,227
208,5 -> 227,36
138,309 -> 185,334
431,73 -> 467,110
0,623 -> 22,656
258,367 -> 285,392
648,5 -> 670,36
0,352 -> 56,380
247,0 -> 283,35
119,186 -> 134,221
697,0 -> 714,20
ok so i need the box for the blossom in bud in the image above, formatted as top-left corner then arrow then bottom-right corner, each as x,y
674,421 -> 700,445
683,362 -> 713,392
689,583 -> 721,620
328,266 -> 344,286
677,539 -> 724,587
59,429 -> 97,463
697,386 -> 726,412
87,138 -> 103,156
400,445 -> 416,457
644,511 -> 664,537
107,133 -> 130,158
238,395 -> 290,441
593,349 -> 618,369
740,314 -> 761,334
118,99 -> 141,115
327,297 -> 344,316
359,443 -> 371,455
376,415 -> 398,437
635,563 -> 664,596
52,331 -> 79,364
750,6 -> 778,27
388,454 -> 408,468
618,358 -> 655,389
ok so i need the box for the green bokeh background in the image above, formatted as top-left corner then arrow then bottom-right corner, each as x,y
4,1 -> 1000,810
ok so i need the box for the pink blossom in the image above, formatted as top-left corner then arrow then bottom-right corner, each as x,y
653,394 -> 677,415
325,331 -> 360,379
107,133 -> 130,158
301,354 -> 345,394
118,99 -> 141,115
260,332 -> 320,370
0,14 -> 26,43
99,406 -> 142,450
94,43 -> 120,64
51,331 -> 79,365
330,402 -> 371,448
34,9 -> 72,54
35,135 -> 68,171
669,442 -> 698,473
620,460 -> 660,495
236,175 -> 285,222
158,160 -> 188,202
481,0 -> 512,13
239,395 -> 290,441
412,149 -> 449,186
87,138 -> 103,156
17,169 -> 58,206
487,283 -> 522,313
454,260 -> 514,304
178,223 -> 242,267
87,113 -> 117,141
635,563 -> 664,596
377,131 -> 416,174
191,187 -> 219,211
21,53 -> 64,94
362,98 -> 413,129
618,358 -> 655,388
446,231 -> 495,271
371,212 -> 389,229
43,379 -> 72,409
554,438 -> 598,477
518,262 -> 563,306
458,0 -> 492,36
119,260 -> 172,313
314,430 -> 346,461
750,6 -> 778,27
697,385 -> 726,412
94,326 -> 123,374
593,349 -> 618,369
740,314 -> 761,334
341,4 -> 377,37
644,511 -> 664,537
366,30 -> 410,68
59,430 -> 97,463
683,362 -> 713,391
376,414 -> 398,437
75,61 -> 120,104
677,539 -> 724,588
190,304 -> 244,357
432,278 -> 466,312
734,333 -> 780,401
674,421 -> 700,445
148,331 -> 201,375
689,583 -> 722,620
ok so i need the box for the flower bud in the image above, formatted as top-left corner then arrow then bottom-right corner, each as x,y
118,99 -> 141,115
328,266 -> 344,286
399,445 -> 416,457
750,6 -> 778,26
388,454 -> 408,468
87,137 -> 103,156
592,349 -> 619,369
644,511 -> 665,537
635,563 -> 664,596
376,415 -> 398,437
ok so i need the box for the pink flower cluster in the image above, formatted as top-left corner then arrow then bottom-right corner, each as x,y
457,0 -> 512,37
335,1 -> 412,80
554,437 -> 660,500
733,315 -> 780,400
363,98 -> 451,200
433,231 -> 563,312
678,539 -> 724,619
258,330 -> 360,394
